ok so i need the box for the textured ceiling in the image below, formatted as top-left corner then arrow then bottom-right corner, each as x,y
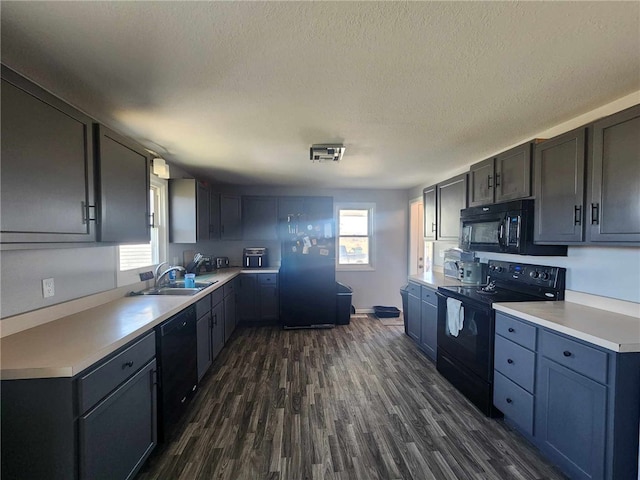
2,1 -> 639,189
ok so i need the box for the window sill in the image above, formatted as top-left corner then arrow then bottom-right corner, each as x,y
336,265 -> 375,272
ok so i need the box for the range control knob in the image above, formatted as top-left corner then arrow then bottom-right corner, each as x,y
529,270 -> 539,279
540,272 -> 550,281
494,266 -> 503,273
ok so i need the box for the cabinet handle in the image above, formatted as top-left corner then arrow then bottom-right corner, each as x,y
591,203 -> 600,225
507,359 -> 514,364
122,361 -> 134,369
506,398 -> 513,404
563,350 -> 572,357
487,175 -> 493,189
431,222 -> 436,233
508,327 -> 515,333
181,396 -> 187,404
81,201 -> 97,224
574,205 -> 582,226
495,173 -> 500,187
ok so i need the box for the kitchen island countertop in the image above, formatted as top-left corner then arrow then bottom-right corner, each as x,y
494,301 -> 640,353
0,268 -> 276,380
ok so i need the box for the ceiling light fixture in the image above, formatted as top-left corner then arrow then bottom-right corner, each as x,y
310,144 -> 345,163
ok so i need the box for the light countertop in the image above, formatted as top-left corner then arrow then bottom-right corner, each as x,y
408,270 -> 463,289
494,301 -> 640,353
0,268 -> 280,380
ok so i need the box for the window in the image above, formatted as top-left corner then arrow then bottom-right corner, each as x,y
117,175 -> 168,285
336,203 -> 374,270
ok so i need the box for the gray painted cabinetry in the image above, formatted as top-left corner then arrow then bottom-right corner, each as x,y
220,194 -> 242,240
422,184 -> 437,240
238,273 -> 279,324
169,179 -> 212,243
196,289 -> 226,381
243,196 -> 278,240
406,281 -> 437,362
1,332 -> 158,480
437,173 -> 468,241
494,312 -> 640,480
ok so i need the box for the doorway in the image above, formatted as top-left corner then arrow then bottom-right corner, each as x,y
409,198 -> 425,276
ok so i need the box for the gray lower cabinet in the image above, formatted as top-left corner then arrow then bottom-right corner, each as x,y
1,331 -> 157,480
494,312 -> 640,480
196,289 -> 226,380
223,281 -> 237,343
419,286 -> 437,361
211,298 -> 225,360
196,309 -> 213,381
406,282 -> 421,342
238,273 -> 279,324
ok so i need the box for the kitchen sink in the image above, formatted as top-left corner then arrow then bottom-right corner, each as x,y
141,280 -> 216,296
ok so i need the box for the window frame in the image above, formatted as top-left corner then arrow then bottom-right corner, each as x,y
115,175 -> 168,286
335,202 -> 375,272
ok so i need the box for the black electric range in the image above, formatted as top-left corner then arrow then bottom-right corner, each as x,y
435,260 -> 566,416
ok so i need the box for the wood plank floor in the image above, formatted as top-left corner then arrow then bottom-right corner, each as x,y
137,316 -> 567,480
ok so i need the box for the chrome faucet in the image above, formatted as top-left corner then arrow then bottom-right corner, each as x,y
154,262 -> 186,287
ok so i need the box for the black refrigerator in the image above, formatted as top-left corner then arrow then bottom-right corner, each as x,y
279,197 -> 336,329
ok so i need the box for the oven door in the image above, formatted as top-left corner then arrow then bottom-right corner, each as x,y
436,292 -> 494,382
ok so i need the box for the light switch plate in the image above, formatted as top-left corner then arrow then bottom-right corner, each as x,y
42,278 -> 55,298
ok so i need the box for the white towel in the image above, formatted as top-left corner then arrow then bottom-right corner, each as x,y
446,297 -> 464,337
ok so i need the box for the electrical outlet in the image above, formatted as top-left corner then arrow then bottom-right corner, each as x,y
42,278 -> 55,298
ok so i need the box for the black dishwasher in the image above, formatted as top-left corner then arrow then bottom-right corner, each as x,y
156,305 -> 198,442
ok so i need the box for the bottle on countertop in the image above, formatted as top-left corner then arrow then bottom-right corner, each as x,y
168,267 -> 176,282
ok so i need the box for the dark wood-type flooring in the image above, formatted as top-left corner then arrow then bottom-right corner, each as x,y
137,316 -> 566,480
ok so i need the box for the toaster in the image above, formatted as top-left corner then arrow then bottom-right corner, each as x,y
243,247 -> 268,268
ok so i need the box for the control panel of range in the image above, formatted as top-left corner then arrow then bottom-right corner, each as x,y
487,260 -> 565,289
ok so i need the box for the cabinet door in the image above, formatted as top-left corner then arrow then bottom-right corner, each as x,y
535,357 -> 606,480
534,128 -> 586,243
196,313 -> 212,381
209,191 -> 221,239
420,299 -> 437,361
423,185 -> 437,240
495,143 -> 532,203
238,274 -> 258,322
79,360 -> 157,480
211,301 -> 224,360
242,196 -> 278,240
224,292 -> 236,343
278,196 -> 306,238
406,293 -> 421,342
437,173 -> 467,241
196,182 -> 210,242
468,158 -> 494,207
589,104 -> 640,242
259,284 -> 279,322
220,194 -> 242,240
1,66 -> 96,243
94,125 -> 150,243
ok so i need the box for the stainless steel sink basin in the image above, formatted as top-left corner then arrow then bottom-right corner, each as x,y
141,280 -> 216,296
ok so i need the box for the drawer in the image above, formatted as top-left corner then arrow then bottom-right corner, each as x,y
495,313 -> 537,350
407,282 -> 421,297
223,280 -> 235,297
421,286 -> 437,306
493,371 -> 534,436
494,335 -> 536,393
258,273 -> 278,285
78,331 -> 156,414
540,330 -> 608,384
195,294 -> 211,319
211,288 -> 224,307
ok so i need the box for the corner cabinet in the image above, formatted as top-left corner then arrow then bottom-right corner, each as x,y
1,332 -> 158,480
589,104 -> 640,242
494,312 -> 640,480
94,125 -> 150,243
1,65 -> 96,243
534,127 -> 587,243
169,179 -> 211,243
468,143 -> 533,207
437,173 -> 467,241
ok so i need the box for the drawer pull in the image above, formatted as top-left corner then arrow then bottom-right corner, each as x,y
122,361 -> 134,369
506,398 -> 513,404
508,327 -> 515,333
507,358 -> 514,364
181,396 -> 187,404
563,350 -> 572,357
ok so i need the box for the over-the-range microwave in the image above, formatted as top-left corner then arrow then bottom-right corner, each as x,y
459,199 -> 567,256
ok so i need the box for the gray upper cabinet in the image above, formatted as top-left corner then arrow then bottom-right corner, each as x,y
220,194 -> 242,240
1,65 -> 96,243
242,196 -> 278,240
209,191 -> 221,239
468,143 -> 532,207
437,173 -> 467,241
169,179 -> 210,243
94,125 -> 150,243
423,184 -> 437,240
534,128 -> 586,243
589,104 -> 640,243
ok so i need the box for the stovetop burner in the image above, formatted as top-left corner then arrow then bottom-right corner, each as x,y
477,281 -> 497,295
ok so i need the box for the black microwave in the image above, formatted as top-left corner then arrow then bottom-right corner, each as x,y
459,199 -> 567,256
